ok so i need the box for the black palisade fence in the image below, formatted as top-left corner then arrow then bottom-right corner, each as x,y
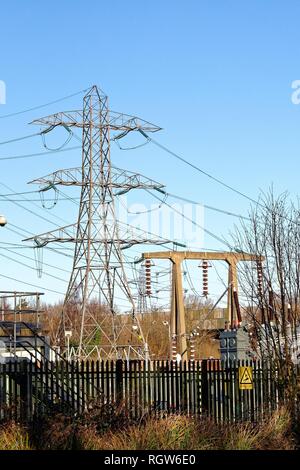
0,359 -> 299,423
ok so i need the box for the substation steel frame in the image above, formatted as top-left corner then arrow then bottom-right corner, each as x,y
142,251 -> 263,361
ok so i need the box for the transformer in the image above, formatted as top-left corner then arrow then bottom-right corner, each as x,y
219,328 -> 253,361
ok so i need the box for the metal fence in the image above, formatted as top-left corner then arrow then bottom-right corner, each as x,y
0,359 -> 298,423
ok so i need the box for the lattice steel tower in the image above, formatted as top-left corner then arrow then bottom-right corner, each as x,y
25,85 -> 170,359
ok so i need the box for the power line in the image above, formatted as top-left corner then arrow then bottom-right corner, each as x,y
0,183 -> 67,227
55,177 -> 248,221
0,181 -> 72,229
166,192 -> 250,221
0,145 -> 81,161
143,134 -> 300,229
0,198 -> 78,202
0,132 -> 41,146
0,272 -> 65,295
0,179 -> 77,232
141,133 -> 260,207
2,247 -> 70,274
11,183 -> 74,227
0,252 -> 68,283
182,245 -> 228,253
4,198 -> 179,256
212,262 -> 228,290
4,224 -> 32,238
146,189 -> 231,248
183,260 -> 201,298
0,147 -> 247,223
135,134 -> 300,245
0,190 -> 78,204
57,189 -> 79,206
0,188 -> 79,204
5,222 -> 74,260
0,190 -> 39,197
0,241 -> 30,247
0,87 -> 90,119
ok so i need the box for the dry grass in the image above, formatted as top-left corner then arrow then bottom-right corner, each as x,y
75,407 -> 296,451
0,421 -> 32,450
77,415 -> 201,450
255,406 -> 295,450
0,406 -> 296,451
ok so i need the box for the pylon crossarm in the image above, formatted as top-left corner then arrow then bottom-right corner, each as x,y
30,110 -> 83,128
23,223 -> 78,246
117,221 -> 174,247
29,167 -> 82,187
31,110 -> 161,132
111,167 -> 165,191
23,220 -> 175,248
29,166 -> 165,191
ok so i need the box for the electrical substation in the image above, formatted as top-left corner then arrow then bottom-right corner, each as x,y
0,85 -> 286,365
1,84 -> 300,426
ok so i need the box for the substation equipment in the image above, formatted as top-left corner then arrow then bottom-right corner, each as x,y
142,250 -> 263,361
0,86 -> 266,363
0,291 -> 58,363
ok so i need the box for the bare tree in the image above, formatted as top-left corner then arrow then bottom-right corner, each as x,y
232,189 -> 300,403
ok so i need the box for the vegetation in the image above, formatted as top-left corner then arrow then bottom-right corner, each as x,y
0,406 -> 296,450
0,422 -> 31,450
232,189 -> 300,407
76,408 -> 295,451
36,300 -> 220,360
2,189 -> 300,452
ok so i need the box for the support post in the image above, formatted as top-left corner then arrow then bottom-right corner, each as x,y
227,259 -> 239,326
171,258 -> 188,361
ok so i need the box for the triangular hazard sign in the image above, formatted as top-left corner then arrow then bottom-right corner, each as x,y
240,368 -> 252,384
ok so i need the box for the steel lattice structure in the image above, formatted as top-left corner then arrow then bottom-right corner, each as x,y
24,85 -> 172,360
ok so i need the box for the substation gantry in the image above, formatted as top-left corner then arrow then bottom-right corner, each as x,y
142,251 -> 263,361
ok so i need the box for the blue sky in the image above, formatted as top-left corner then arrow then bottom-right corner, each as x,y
0,0 -> 300,307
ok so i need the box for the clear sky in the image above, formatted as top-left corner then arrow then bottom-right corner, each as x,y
0,0 -> 300,308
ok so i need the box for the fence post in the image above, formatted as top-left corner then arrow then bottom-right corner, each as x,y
116,359 -> 123,405
181,360 -> 187,412
19,360 -> 29,422
201,360 -> 209,416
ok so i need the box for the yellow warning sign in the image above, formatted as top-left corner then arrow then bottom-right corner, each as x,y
239,366 -> 253,390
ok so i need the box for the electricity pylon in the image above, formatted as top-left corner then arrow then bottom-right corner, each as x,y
24,85 -> 173,360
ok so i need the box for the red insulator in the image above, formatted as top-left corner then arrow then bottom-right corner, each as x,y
144,259 -> 152,296
256,261 -> 264,297
199,260 -> 211,297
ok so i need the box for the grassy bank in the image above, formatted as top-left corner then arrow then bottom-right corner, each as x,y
0,406 -> 297,450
